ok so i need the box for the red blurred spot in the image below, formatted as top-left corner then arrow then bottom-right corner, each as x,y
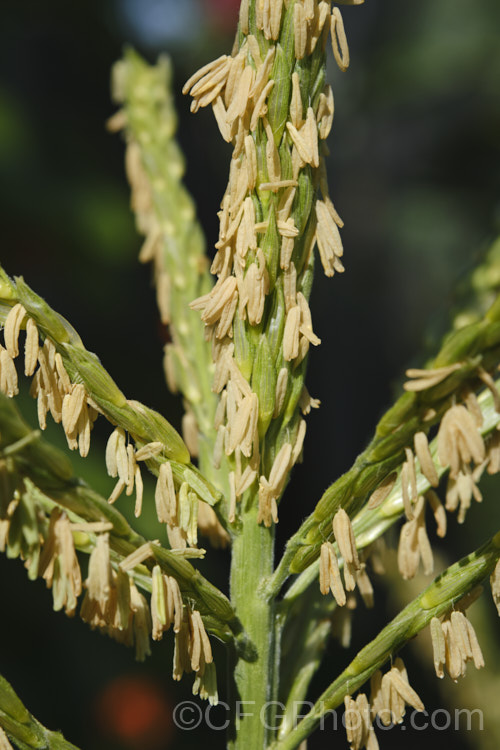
94,675 -> 174,750
200,0 -> 240,32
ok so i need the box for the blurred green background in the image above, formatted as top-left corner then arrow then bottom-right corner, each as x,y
1,0 -> 500,748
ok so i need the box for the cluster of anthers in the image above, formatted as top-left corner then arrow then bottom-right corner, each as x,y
109,60 -> 234,548
320,508 -> 367,606
0,303 -> 218,695
105,428 -> 209,550
340,599 -> 486,746
0,303 -> 97,456
399,363 -> 500,578
318,361 -> 500,743
320,509 -> 381,648
1,299 -> 226,552
0,474 -> 101,607
341,636 -> 486,750
430,601 -> 484,682
0,304 -> 150,532
184,0 -> 355,525
2,486 -> 216,696
328,364 -> 500,595
341,658 -> 425,750
81,538 -> 216,699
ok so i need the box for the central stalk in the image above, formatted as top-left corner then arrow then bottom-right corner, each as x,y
229,501 -> 276,749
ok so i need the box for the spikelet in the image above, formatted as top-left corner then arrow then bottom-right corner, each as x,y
38,508 -> 82,616
397,496 -> 434,579
319,541 -> 346,606
173,614 -> 192,681
155,461 -> 177,525
344,693 -> 378,750
431,609 -> 485,681
130,582 -> 152,661
188,609 -> 213,672
193,661 -> 218,706
444,464 -> 484,523
367,472 -> 397,510
437,404 -> 485,478
430,616 -> 446,679
177,482 -> 199,547
426,489 -> 447,538
171,604 -> 215,698
414,431 -> 439,487
332,508 -> 360,590
257,476 -> 279,527
24,317 -> 39,376
105,428 -> 143,512
370,659 -> 424,726
20,330 -> 98,456
4,303 -> 26,358
315,199 -> 344,277
151,565 -> 168,641
273,367 -> 289,417
257,443 -> 295,526
80,533 -> 113,628
119,541 -> 155,573
135,441 -> 164,461
404,363 -> 462,391
0,346 -> 18,397
331,8 -> 350,71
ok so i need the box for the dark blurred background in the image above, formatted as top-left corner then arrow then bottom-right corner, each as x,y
1,0 -> 500,748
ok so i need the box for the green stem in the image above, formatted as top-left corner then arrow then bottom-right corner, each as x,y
0,674 -> 79,750
229,500 -> 276,748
